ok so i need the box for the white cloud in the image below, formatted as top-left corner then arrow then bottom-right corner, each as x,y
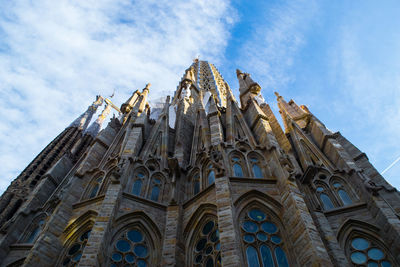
0,0 -> 235,193
235,0 -> 318,90
334,26 -> 400,188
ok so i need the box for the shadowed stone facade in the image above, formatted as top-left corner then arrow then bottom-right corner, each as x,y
1,60 -> 400,267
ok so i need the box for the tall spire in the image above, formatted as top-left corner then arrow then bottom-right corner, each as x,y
84,103 -> 112,137
191,60 -> 229,107
69,95 -> 104,130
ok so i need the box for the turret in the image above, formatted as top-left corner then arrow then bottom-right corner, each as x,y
69,95 -> 103,130
236,69 -> 262,108
84,103 -> 112,137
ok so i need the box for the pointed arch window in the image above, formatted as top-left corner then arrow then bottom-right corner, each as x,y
315,186 -> 335,210
148,176 -> 164,202
231,156 -> 244,177
250,157 -> 263,178
240,208 -> 290,267
109,228 -> 151,267
193,173 -> 201,195
25,219 -> 45,243
192,219 -> 221,266
206,164 -> 215,185
132,171 -> 146,196
89,177 -> 103,198
332,181 -> 353,206
61,229 -> 91,266
346,236 -> 395,266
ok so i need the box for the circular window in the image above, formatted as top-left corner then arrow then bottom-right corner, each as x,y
109,229 -> 149,266
349,237 -> 393,266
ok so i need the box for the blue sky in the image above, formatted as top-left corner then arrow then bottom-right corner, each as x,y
0,0 -> 399,193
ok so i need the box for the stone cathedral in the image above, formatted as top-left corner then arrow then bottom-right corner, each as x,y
0,60 -> 400,267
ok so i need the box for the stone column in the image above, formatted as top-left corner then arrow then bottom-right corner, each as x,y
78,176 -> 122,266
161,204 -> 182,266
214,174 -> 241,266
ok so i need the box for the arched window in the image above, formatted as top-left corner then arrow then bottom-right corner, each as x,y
248,154 -> 264,179
61,229 -> 91,266
315,186 -> 335,210
347,236 -> 394,266
193,173 -> 200,196
240,208 -> 290,267
230,153 -> 245,177
206,164 -> 215,186
192,219 -> 221,266
132,170 -> 147,196
331,180 -> 353,206
109,228 -> 150,267
148,176 -> 164,202
89,176 -> 103,198
25,219 -> 45,243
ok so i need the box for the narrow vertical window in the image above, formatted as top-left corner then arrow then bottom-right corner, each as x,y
206,164 -> 215,185
208,171 -> 215,185
250,157 -> 263,178
320,193 -> 334,210
338,190 -> 352,205
246,246 -> 260,267
89,177 -> 103,198
193,173 -> 200,195
232,156 -> 244,177
316,186 -> 335,210
150,186 -> 160,201
131,172 -> 145,196
132,180 -> 142,196
333,182 -> 353,206
26,219 -> 45,243
149,178 -> 162,202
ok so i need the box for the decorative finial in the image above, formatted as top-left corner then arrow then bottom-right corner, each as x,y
274,92 -> 282,99
109,89 -> 115,98
144,83 -> 151,91
236,69 -> 243,76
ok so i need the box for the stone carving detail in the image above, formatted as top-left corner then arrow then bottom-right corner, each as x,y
209,146 -> 225,178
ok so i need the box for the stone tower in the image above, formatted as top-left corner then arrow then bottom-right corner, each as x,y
1,60 -> 400,267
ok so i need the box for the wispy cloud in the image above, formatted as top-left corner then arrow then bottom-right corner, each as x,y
235,0 -> 319,90
333,23 -> 400,188
0,0 -> 235,193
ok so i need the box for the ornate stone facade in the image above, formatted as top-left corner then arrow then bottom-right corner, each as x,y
1,60 -> 400,266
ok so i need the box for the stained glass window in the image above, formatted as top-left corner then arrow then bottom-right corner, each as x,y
62,230 -> 91,266
193,219 -> 221,266
348,237 -> 393,267
109,229 -> 150,266
241,208 -> 290,267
